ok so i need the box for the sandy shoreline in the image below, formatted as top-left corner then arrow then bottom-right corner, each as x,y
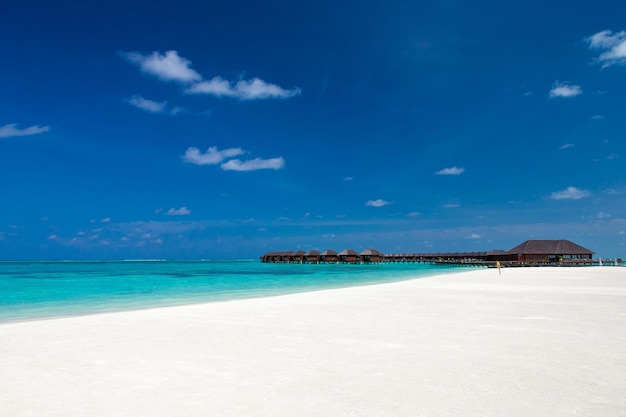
1,267 -> 625,416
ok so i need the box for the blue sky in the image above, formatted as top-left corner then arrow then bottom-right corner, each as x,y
1,0 -> 625,260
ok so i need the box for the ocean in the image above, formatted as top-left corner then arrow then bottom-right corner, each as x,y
0,260 -> 458,323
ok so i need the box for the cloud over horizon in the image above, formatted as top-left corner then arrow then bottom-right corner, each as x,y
0,123 -> 50,138
435,166 -> 464,175
166,207 -> 191,216
365,199 -> 391,207
550,186 -> 592,200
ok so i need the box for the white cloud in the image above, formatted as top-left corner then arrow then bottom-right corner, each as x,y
586,30 -> 626,67
469,233 -> 481,239
365,199 -> 391,207
123,50 -> 300,101
550,186 -> 591,200
166,207 -> 191,216
443,203 -> 460,208
435,166 -> 464,175
221,157 -> 285,171
182,146 -> 245,165
343,176 -> 354,181
559,143 -> 575,150
187,76 -> 301,100
184,145 -> 284,172
122,50 -> 202,83
186,76 -> 231,95
0,123 -> 50,138
549,82 -> 582,98
126,95 -> 167,113
101,217 -> 112,223
407,212 -> 421,217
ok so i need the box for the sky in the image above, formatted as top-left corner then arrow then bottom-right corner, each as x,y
1,0 -> 625,260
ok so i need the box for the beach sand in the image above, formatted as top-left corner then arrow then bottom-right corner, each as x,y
1,266 -> 625,416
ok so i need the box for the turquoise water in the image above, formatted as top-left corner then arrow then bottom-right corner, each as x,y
0,260 -> 458,323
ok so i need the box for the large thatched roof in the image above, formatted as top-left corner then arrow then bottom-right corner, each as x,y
360,248 -> 383,256
319,249 -> 337,256
338,249 -> 358,256
509,240 -> 594,255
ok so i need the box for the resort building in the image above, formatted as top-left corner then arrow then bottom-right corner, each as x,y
508,239 -> 594,263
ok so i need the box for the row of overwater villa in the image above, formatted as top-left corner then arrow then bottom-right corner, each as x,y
261,249 -> 384,264
260,240 -> 623,266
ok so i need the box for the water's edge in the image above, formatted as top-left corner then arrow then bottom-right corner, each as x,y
0,261 -> 463,324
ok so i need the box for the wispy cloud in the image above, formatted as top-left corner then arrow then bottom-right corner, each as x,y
365,199 -> 391,207
126,95 -> 167,113
0,123 -> 50,138
122,50 -> 202,83
549,82 -> 582,98
435,166 -> 464,175
443,203 -> 460,208
184,146 -> 284,172
122,50 -> 301,101
166,207 -> 191,216
550,186 -> 591,200
559,143 -> 575,150
221,157 -> 285,171
586,30 -> 626,67
183,146 -> 245,165
187,76 -> 301,100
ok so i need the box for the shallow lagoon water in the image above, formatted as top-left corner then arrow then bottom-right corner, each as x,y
0,260 -> 459,322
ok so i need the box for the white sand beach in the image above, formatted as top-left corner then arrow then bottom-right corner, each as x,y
1,266 -> 625,416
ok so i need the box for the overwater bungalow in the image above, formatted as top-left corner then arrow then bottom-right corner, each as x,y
319,249 -> 338,263
359,248 -> 384,263
305,250 -> 321,264
338,249 -> 359,263
292,250 -> 306,263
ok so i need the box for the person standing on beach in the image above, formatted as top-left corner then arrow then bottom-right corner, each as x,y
496,261 -> 501,275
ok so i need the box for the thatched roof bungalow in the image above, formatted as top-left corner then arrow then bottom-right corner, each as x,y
338,249 -> 359,263
359,248 -> 384,263
319,249 -> 338,263
305,250 -> 321,263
